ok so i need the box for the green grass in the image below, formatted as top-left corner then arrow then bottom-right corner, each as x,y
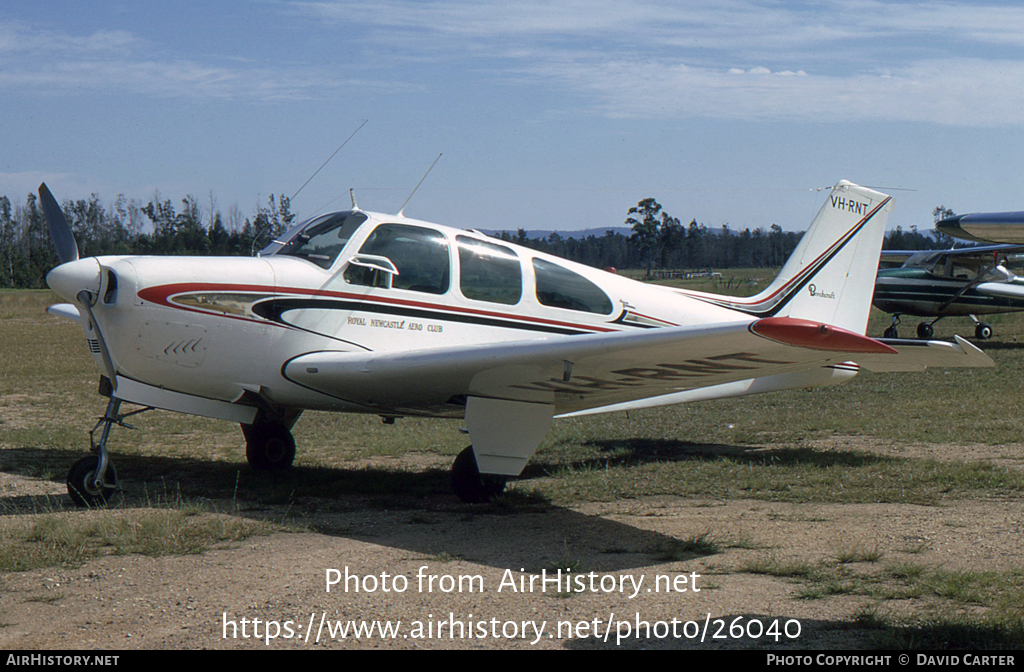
0,507 -> 276,572
735,555 -> 1024,647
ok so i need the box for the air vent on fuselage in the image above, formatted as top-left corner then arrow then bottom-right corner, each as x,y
103,269 -> 118,304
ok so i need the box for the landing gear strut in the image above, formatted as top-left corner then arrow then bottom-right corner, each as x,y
67,396 -> 148,507
883,315 -> 901,339
451,446 -> 507,503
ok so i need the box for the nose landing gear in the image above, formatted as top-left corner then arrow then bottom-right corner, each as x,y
67,395 -> 149,507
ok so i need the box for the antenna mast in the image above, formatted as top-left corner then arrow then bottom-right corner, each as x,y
398,153 -> 442,217
290,119 -> 368,202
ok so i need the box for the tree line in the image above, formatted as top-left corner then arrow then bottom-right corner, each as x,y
0,190 -> 951,289
0,190 -> 295,288
498,198 -> 951,277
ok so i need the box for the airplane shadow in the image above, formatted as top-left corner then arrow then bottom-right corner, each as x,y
0,444 -> 721,572
520,437 -> 897,479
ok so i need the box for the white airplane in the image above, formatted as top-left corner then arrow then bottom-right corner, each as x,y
40,180 -> 993,507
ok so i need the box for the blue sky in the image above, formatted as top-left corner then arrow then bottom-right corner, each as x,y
4,1 -> 1024,234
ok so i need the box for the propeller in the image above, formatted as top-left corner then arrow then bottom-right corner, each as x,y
38,182 -> 117,385
38,183 -> 79,264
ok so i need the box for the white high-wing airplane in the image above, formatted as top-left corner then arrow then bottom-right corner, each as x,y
40,180 -> 993,507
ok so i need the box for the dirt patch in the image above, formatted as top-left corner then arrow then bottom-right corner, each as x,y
0,438 -> 1022,650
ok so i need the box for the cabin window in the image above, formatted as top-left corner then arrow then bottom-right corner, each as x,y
532,258 -> 613,314
456,236 -> 522,305
346,224 -> 450,294
276,212 -> 367,269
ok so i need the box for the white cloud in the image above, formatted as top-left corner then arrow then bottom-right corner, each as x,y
0,19 -> 385,101
291,0 -> 1024,126
6,2 -> 1024,125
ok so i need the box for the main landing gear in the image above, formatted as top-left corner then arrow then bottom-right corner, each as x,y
240,410 -> 300,471
451,446 -> 507,503
882,314 -> 992,341
969,315 -> 993,340
67,396 -> 149,507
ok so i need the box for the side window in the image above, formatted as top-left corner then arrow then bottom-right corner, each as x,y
344,224 -> 450,294
457,236 -> 522,305
532,258 -> 613,314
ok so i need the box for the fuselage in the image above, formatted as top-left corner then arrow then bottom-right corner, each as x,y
873,266 -> 1024,317
49,209 -> 767,417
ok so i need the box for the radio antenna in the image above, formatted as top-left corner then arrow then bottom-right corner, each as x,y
290,119 -> 368,202
398,153 -> 442,217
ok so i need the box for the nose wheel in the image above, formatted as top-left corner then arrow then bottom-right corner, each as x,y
67,455 -> 118,507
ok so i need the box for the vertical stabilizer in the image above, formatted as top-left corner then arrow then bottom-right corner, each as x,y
697,181 -> 892,335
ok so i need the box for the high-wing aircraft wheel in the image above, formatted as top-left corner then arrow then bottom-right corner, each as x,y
243,423 -> 296,470
883,326 -> 899,339
451,446 -> 507,503
916,322 -> 934,340
67,455 -> 118,507
976,323 -> 993,340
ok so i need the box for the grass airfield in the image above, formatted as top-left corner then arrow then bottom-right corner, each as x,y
1,282 -> 1023,649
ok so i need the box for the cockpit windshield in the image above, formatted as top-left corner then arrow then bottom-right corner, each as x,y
270,211 -> 368,269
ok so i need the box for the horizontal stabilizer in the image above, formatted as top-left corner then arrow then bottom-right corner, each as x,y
858,336 -> 994,372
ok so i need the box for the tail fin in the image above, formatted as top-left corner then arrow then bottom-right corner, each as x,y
710,181 -> 892,335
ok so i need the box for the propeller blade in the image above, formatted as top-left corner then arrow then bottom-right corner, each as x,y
38,183 -> 79,264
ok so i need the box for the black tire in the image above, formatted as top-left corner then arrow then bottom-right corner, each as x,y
916,322 -> 934,340
451,446 -> 507,503
67,455 -> 117,508
976,323 -> 993,340
242,422 -> 296,471
883,326 -> 899,339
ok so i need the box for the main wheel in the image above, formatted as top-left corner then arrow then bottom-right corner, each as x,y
242,422 -> 296,471
67,455 -> 118,507
916,322 -> 934,339
975,323 -> 993,340
451,446 -> 507,503
883,326 -> 899,339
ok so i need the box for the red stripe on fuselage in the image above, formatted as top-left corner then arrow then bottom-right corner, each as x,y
136,282 -> 622,334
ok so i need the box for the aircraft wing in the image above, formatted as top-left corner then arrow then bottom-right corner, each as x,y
938,212 -> 1024,244
937,243 -> 1024,257
284,316 -> 909,416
